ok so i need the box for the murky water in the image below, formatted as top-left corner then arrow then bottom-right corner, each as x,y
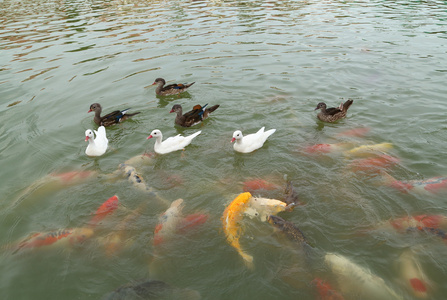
1,0 -> 447,299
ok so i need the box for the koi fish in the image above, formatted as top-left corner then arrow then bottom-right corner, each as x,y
397,249 -> 430,299
11,227 -> 94,254
325,253 -> 404,300
177,213 -> 208,233
336,127 -> 371,138
381,171 -> 447,194
89,195 -> 119,226
221,192 -> 254,267
312,277 -> 345,300
102,203 -> 146,257
347,154 -> 400,173
123,152 -> 155,166
245,196 -> 292,221
267,215 -> 307,245
385,214 -> 447,232
119,164 -> 152,193
242,178 -> 280,193
153,199 -> 184,246
284,180 -> 300,206
304,143 -> 351,154
345,142 -> 393,157
103,279 -> 201,300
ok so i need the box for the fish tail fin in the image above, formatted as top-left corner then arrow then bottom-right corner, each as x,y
379,170 -> 396,185
239,250 -> 254,268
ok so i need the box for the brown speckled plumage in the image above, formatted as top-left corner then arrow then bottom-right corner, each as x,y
315,99 -> 353,123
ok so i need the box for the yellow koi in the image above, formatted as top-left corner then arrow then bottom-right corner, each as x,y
221,192 -> 253,267
345,143 -> 393,157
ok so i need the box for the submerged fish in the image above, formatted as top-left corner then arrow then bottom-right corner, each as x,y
381,171 -> 447,194
11,227 -> 94,254
304,143 -> 351,154
384,214 -> 447,232
153,199 -> 184,246
312,277 -> 345,300
119,164 -> 152,193
325,253 -> 404,300
397,249 -> 430,299
345,142 -> 393,157
242,178 -> 280,193
103,279 -> 201,300
89,195 -> 119,226
221,192 -> 254,267
284,180 -> 300,206
267,215 -> 307,245
347,154 -> 399,173
177,213 -> 208,233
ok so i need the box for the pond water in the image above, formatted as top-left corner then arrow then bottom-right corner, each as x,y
1,0 -> 447,299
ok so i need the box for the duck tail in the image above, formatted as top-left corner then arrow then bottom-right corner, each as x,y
342,99 -> 354,112
206,104 -> 219,113
126,111 -> 141,118
186,82 -> 195,88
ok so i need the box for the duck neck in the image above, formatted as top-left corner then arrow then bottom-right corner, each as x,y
156,83 -> 164,94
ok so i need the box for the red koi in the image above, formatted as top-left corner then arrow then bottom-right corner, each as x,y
52,171 -> 96,184
90,195 -> 119,226
348,155 -> 399,173
177,213 -> 208,233
305,144 -> 333,154
312,278 -> 345,300
336,127 -> 370,138
242,179 -> 279,193
387,214 -> 447,232
13,227 -> 94,253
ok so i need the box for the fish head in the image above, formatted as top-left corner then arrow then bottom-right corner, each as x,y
267,215 -> 286,230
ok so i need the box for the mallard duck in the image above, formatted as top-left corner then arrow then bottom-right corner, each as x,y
152,78 -> 195,96
85,126 -> 108,156
146,129 -> 201,154
170,103 -> 220,127
231,127 -> 276,153
314,99 -> 353,123
88,103 -> 140,127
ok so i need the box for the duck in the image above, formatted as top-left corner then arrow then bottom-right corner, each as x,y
85,126 -> 108,156
152,78 -> 195,96
146,129 -> 201,154
231,127 -> 276,153
170,103 -> 220,127
314,99 -> 353,123
88,103 -> 140,127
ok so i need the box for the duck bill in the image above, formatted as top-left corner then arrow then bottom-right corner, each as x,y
87,109 -> 92,113
147,135 -> 153,140
151,82 -> 156,85
169,109 -> 174,113
85,136 -> 89,141
231,138 -> 236,143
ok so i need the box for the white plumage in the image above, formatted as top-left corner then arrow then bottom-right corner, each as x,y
231,127 -> 276,153
85,126 -> 108,157
147,129 -> 201,154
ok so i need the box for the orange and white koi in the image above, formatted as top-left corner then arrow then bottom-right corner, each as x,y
221,192 -> 254,267
153,199 -> 184,246
312,277 -> 345,300
325,253 -> 404,300
11,227 -> 94,254
89,195 -> 119,226
304,143 -> 351,154
397,249 -> 430,299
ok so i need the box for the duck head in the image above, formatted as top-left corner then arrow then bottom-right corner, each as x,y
85,129 -> 94,141
88,103 -> 102,113
152,78 -> 165,86
170,104 -> 182,114
231,130 -> 243,143
315,102 -> 326,111
147,129 -> 162,140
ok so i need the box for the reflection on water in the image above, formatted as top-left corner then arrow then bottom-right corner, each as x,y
1,0 -> 447,299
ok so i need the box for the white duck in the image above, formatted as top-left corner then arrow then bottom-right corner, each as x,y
231,127 -> 276,153
85,126 -> 108,157
147,129 -> 201,154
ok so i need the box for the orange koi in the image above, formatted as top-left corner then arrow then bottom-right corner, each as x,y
312,278 -> 345,300
382,172 -> 447,194
347,154 -> 399,173
221,192 -> 254,267
51,170 -> 97,184
89,195 -> 119,226
12,227 -> 93,253
304,143 -> 351,154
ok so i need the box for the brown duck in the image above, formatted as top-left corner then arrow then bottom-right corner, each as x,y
88,103 -> 140,127
152,78 -> 195,96
314,99 -> 353,123
170,104 -> 219,127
